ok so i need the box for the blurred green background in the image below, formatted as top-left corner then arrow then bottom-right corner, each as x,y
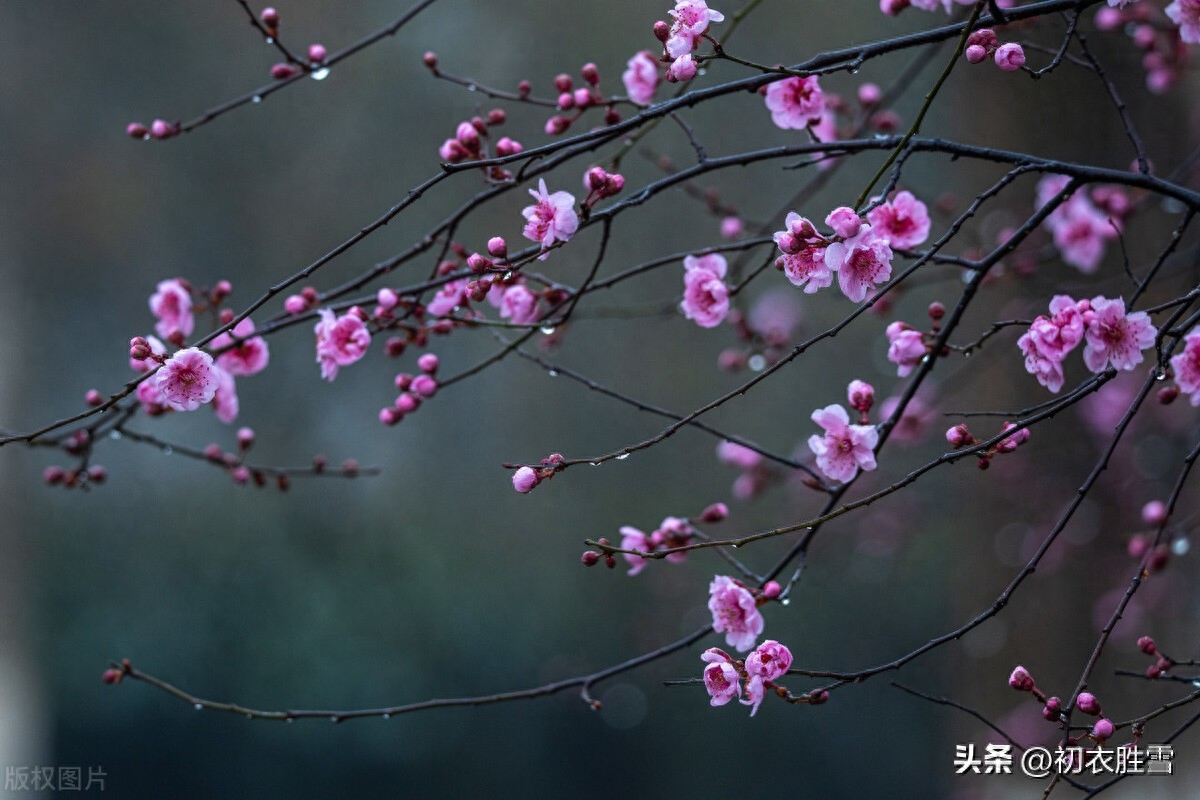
0,1 -> 1197,797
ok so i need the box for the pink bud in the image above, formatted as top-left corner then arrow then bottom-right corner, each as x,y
308,43 -> 327,63
847,380 -> 875,415
271,63 -> 299,80
554,73 -> 573,92
573,87 -> 593,109
410,374 -> 438,398
237,427 -> 255,449
1092,718 -> 1114,740
87,466 -> 108,484
150,119 -> 175,140
581,62 -> 600,85
653,20 -> 670,42
581,550 -> 601,566
417,353 -> 439,374
586,167 -> 609,192
1042,696 -> 1061,720
394,393 -> 420,414
665,54 -> 697,83
284,294 -> 308,315
994,43 -> 1026,72
85,389 -> 103,406
203,444 -> 223,462
557,92 -> 575,110
946,424 -> 972,448
487,108 -> 506,125
232,466 -> 251,485
544,116 -> 570,136
376,288 -> 398,310
1076,692 -> 1101,715
260,7 -> 279,27
1008,665 -> 1035,692
700,502 -> 728,522
967,29 -> 998,48
496,137 -> 523,157
379,407 -> 401,426
487,237 -> 508,258
928,302 -> 945,321
964,44 -> 987,64
762,581 -> 782,599
341,459 -> 359,477
721,217 -> 744,240
126,122 -> 149,139
1138,636 -> 1157,655
456,121 -> 480,151
857,83 -> 882,106
1127,534 -> 1149,558
42,466 -> 65,486
422,51 -> 438,69
512,466 -> 540,494
517,80 -> 532,98
1141,500 -> 1168,526
1094,7 -> 1122,30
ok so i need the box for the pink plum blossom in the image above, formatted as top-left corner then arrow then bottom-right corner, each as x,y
708,575 -> 764,652
1052,200 -> 1116,274
764,76 -> 826,130
499,284 -> 541,326
680,253 -> 730,328
666,0 -> 725,59
156,347 -> 220,411
212,366 -> 239,423
847,380 -> 875,414
1082,296 -> 1156,373
149,279 -> 194,339
521,179 -> 579,255
1166,0 -> 1200,43
427,279 -> 469,317
717,440 -> 763,470
745,639 -> 792,681
136,378 -> 168,415
511,466 -> 540,493
619,525 -> 650,576
994,42 -> 1026,71
1170,328 -> 1200,405
866,191 -> 931,249
776,247 -> 832,293
824,226 -> 894,303
1020,333 -> 1066,392
825,207 -> 863,239
314,308 -> 371,381
212,318 -> 269,376
622,51 -> 659,106
886,321 -> 926,377
701,648 -> 741,706
807,404 -> 878,482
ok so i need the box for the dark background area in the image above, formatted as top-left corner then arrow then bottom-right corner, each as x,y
0,1 -> 1197,797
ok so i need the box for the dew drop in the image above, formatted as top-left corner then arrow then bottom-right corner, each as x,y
731,543 -> 739,549
265,36 -> 274,45
748,354 -> 766,372
467,83 -> 478,92
547,370 -> 558,377
589,461 -> 601,467
1155,369 -> 1167,381
1172,537 -> 1190,556
780,597 -> 791,606
162,446 -> 173,456
503,271 -> 513,280
330,715 -> 339,723
246,713 -> 253,720
193,703 -> 203,711
849,67 -> 860,75
286,718 -> 294,724
310,67 -> 330,81
540,326 -> 557,335
382,713 -> 391,720
616,453 -> 630,461
109,430 -> 122,441
251,95 -> 262,104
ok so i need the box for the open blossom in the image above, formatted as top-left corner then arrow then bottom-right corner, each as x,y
1037,176 -> 1118,273
622,51 -> 659,106
1166,0 -> 1200,43
314,308 -> 371,381
1018,295 -> 1085,392
619,526 -> 650,576
807,404 -> 878,482
886,321 -> 925,377
427,279 -> 469,317
666,0 -> 725,59
665,54 -> 697,83
866,191 -> 931,249
212,318 -> 269,376
701,648 -> 741,706
1019,333 -> 1066,392
764,76 -> 825,130
824,226 -> 893,303
708,575 -> 763,652
1082,296 -> 1155,373
499,284 -> 541,325
680,253 -> 730,328
776,247 -> 831,293
156,347 -> 220,411
717,441 -> 762,470
1170,328 -> 1200,405
521,179 -> 579,254
741,639 -> 792,716
149,279 -> 194,339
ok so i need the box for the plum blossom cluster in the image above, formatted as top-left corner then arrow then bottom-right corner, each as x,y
380,353 -> 439,427
945,420 -> 1031,469
1134,635 -> 1181,680
1094,2 -> 1192,92
963,29 -> 1026,72
622,51 -> 661,107
1018,295 -> 1155,393
773,193 -> 929,303
435,105 -> 523,181
647,0 -> 725,85
617,516 -> 697,575
679,253 -> 730,328
807,393 -> 879,483
133,280 -> 267,423
1036,175 -> 1128,273
884,302 -> 945,377
537,63 -> 624,136
1008,666 -> 1117,744
702,639 -> 793,716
